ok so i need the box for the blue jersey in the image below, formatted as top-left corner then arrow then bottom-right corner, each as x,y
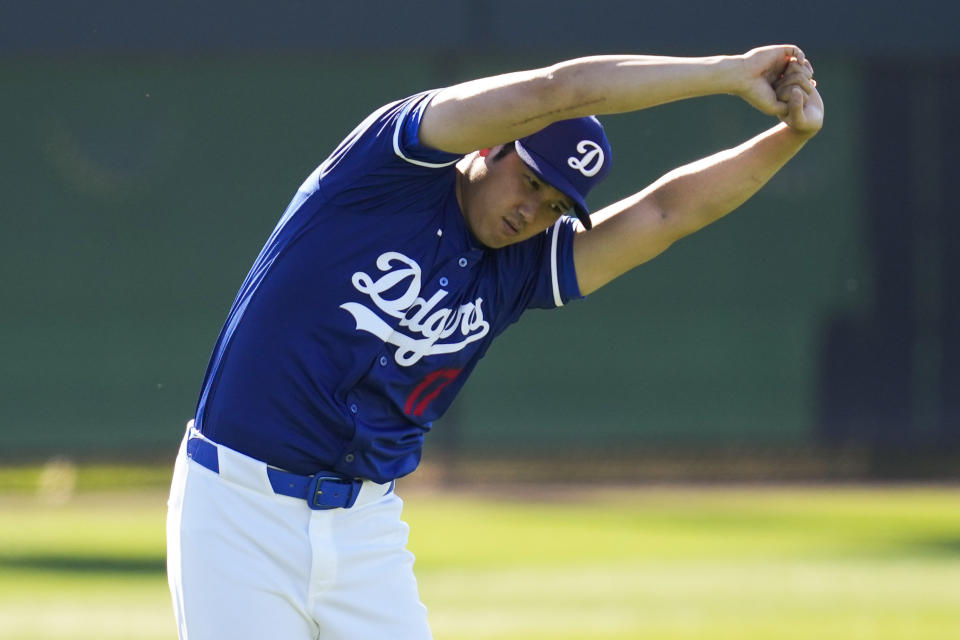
194,90 -> 584,483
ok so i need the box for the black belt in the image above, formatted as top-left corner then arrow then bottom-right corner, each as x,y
186,436 -> 366,510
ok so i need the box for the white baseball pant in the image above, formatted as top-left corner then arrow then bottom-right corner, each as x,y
166,425 -> 432,639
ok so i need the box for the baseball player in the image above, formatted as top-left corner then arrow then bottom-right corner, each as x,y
167,45 -> 821,639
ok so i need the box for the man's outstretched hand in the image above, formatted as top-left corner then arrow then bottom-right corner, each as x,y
774,57 -> 824,136
736,45 -> 810,117
734,45 -> 823,136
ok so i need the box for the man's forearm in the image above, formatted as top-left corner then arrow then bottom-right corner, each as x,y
574,122 -> 816,296
650,122 -> 813,237
543,55 -> 739,120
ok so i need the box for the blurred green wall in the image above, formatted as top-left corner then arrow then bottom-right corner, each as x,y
0,55 -> 866,458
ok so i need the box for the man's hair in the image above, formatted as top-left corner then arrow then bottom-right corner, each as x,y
491,143 -> 516,162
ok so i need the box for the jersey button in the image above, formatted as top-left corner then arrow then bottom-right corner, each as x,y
458,257 -> 468,267
379,356 -> 388,367
349,403 -> 358,414
439,277 -> 449,287
344,453 -> 356,463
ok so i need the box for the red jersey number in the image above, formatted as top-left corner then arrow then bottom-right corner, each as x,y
405,369 -> 462,417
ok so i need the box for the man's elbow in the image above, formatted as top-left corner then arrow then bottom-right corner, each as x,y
646,195 -> 703,243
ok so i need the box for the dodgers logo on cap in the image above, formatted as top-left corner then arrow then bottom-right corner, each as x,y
514,117 -> 612,230
567,140 -> 605,177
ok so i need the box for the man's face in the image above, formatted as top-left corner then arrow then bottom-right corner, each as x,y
458,147 -> 574,249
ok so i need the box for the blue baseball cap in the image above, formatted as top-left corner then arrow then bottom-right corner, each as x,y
514,116 -> 612,230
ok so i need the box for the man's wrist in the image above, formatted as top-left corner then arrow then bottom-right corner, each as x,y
711,55 -> 748,96
778,121 -> 819,143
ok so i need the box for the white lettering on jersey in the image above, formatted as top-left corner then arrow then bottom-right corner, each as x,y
340,251 -> 490,366
567,140 -> 604,177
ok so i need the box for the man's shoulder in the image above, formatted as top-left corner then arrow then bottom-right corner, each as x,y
317,92 -> 460,183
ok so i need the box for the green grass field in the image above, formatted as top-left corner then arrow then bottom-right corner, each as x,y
0,473 -> 958,639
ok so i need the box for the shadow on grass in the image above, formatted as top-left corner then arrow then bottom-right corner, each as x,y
3,538 -> 958,577
909,537 -> 960,556
0,553 -> 165,575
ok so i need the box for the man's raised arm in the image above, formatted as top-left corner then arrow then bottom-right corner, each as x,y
572,60 -> 823,296
419,45 -> 808,155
